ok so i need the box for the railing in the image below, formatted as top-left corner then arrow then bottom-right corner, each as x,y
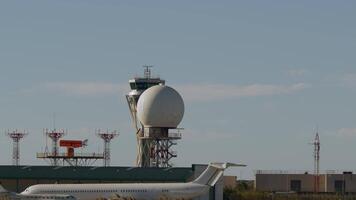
255,170 -> 314,174
168,132 -> 182,138
36,152 -> 104,158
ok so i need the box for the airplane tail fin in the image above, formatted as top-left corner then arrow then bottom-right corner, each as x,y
0,185 -> 7,193
192,162 -> 246,186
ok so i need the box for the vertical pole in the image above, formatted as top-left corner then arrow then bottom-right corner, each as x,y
53,136 -> 58,166
13,138 -> 19,166
103,138 -> 110,167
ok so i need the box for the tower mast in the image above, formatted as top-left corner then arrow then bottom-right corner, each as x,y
96,129 -> 119,167
45,128 -> 66,166
311,131 -> 320,193
6,129 -> 28,166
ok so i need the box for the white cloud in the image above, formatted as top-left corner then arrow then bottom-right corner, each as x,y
22,81 -> 308,102
175,83 -> 308,102
342,73 -> 356,86
288,69 -> 307,77
336,128 -> 356,137
23,82 -> 128,96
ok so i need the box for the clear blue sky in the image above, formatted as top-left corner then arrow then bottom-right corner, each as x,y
0,1 -> 356,179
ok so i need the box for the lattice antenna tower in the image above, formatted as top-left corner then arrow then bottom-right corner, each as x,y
6,129 -> 28,166
96,129 -> 119,167
44,128 -> 66,166
309,129 -> 320,193
313,132 -> 320,176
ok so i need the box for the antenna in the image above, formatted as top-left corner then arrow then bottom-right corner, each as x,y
143,65 -> 153,79
38,130 -> 105,167
309,129 -> 320,193
53,112 -> 56,130
6,129 -> 28,166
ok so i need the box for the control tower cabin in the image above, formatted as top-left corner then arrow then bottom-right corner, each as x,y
126,66 -> 165,131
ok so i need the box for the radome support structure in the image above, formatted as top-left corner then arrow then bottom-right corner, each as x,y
136,84 -> 184,168
96,129 -> 119,167
126,67 -> 182,167
6,129 -> 28,166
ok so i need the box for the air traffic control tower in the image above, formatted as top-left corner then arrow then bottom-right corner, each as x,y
126,66 -> 183,168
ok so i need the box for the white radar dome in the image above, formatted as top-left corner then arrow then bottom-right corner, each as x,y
137,85 -> 184,128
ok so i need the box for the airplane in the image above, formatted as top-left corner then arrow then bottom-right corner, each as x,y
0,184 -> 76,200
21,162 -> 246,200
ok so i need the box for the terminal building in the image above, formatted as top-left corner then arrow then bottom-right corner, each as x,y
255,170 -> 356,193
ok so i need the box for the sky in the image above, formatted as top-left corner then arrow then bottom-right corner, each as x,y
0,1 -> 356,179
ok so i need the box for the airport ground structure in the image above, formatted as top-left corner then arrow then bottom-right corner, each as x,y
255,170 -> 356,193
0,164 -> 223,200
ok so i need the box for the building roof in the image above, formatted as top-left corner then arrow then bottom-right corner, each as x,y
0,165 -> 194,182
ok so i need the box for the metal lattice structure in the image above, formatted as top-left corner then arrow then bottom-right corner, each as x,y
96,129 -> 119,167
150,135 -> 180,167
37,129 -> 104,166
310,131 -> 320,192
6,129 -> 28,166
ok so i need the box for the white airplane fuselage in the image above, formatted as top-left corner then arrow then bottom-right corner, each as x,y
22,182 -> 210,200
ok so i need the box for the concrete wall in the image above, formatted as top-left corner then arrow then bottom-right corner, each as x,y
256,174 -> 326,193
0,179 -> 17,192
224,176 -> 237,189
255,173 -> 356,193
326,174 -> 356,193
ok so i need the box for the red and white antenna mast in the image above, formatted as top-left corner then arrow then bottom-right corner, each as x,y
44,128 -> 66,166
96,129 -> 119,167
6,129 -> 28,166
